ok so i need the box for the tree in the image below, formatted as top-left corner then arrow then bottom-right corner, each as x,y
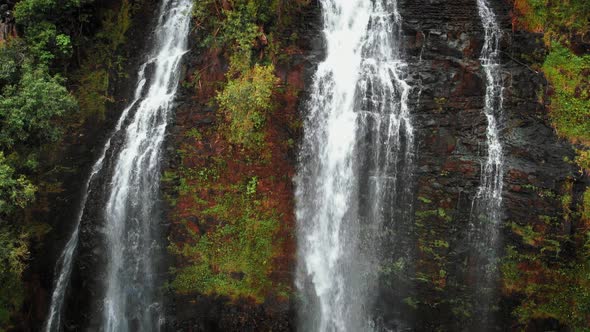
0,63 -> 77,149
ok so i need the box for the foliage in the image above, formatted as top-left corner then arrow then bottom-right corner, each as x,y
13,0 -> 91,64
74,0 -> 133,119
502,185 -> 590,328
0,41 -> 74,328
542,43 -> 590,142
0,227 -> 29,327
575,149 -> 590,173
514,0 -> 590,35
0,41 -> 25,86
507,7 -> 590,327
21,22 -> 72,63
168,0 -> 309,308
170,166 -> 284,302
193,0 -> 276,50
0,0 -> 115,326
0,63 -> 77,148
501,245 -> 590,329
0,154 -> 36,215
217,63 -> 277,149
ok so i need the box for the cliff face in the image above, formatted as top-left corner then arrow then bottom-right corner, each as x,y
161,2 -> 322,331
161,0 -> 587,330
24,0 -> 588,330
388,0 -> 586,330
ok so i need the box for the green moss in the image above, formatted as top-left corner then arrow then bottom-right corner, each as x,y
502,245 -> 590,329
184,128 -> 202,141
582,189 -> 590,222
404,297 -> 419,310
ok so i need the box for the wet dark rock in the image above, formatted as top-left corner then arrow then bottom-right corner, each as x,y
374,0 -> 585,330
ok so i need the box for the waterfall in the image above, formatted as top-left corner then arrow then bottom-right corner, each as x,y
101,0 -> 192,329
43,0 -> 192,329
469,0 -> 504,324
43,68 -> 148,332
475,0 -> 504,220
296,0 -> 413,330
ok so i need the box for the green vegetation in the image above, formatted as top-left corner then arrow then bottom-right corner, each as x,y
170,177 -> 284,301
0,227 -> 29,326
75,0 -> 134,119
190,0 -> 310,150
0,153 -> 36,214
414,205 -> 452,292
0,36 -> 76,327
166,143 -> 288,301
217,62 -> 277,149
502,244 -> 590,329
505,3 -> 590,328
167,0 -> 310,304
514,0 -> 590,35
516,0 -> 590,172
502,178 -> 589,328
542,43 -> 590,142
207,1 -> 277,149
0,63 -> 76,148
516,0 -> 590,158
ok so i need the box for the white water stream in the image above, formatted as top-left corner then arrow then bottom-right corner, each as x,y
43,0 -> 192,329
296,0 -> 412,330
101,0 -> 192,329
469,0 -> 505,324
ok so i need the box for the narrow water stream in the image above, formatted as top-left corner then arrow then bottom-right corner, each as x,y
469,0 -> 505,325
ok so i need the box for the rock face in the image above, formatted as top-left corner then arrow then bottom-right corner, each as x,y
26,0 -> 587,330
161,3 -> 324,330
373,0 -> 586,330
164,0 -> 586,330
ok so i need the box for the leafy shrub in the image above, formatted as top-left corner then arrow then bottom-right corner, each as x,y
0,63 -> 77,148
217,63 -> 277,149
0,153 -> 36,215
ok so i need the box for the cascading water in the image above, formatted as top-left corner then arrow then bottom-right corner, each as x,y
101,0 -> 192,329
43,68 -> 148,332
296,0 -> 413,330
43,0 -> 192,329
475,0 -> 504,223
469,0 -> 504,323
